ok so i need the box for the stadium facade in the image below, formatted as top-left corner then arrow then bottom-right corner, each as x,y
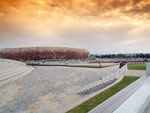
0,47 -> 89,60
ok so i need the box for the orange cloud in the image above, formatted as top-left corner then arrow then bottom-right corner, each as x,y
0,0 -> 150,41
0,0 -> 150,18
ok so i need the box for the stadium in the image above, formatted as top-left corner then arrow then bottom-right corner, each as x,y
0,47 -> 89,60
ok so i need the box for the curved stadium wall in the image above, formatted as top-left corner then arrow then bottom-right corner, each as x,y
0,47 -> 89,60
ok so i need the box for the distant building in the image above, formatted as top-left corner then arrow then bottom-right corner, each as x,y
0,47 -> 89,60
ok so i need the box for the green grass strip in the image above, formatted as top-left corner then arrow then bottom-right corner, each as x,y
128,64 -> 146,70
67,76 -> 139,113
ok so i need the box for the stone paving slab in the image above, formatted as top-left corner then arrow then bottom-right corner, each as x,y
0,65 -> 119,113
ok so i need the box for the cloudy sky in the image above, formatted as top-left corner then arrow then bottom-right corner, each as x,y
0,0 -> 150,54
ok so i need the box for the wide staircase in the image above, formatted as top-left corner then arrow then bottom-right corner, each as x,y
0,59 -> 34,87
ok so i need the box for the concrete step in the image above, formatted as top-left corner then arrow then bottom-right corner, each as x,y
78,79 -> 116,95
78,76 -> 113,94
78,65 -> 127,95
0,67 -> 30,81
0,65 -> 24,74
0,59 -> 34,87
0,67 -> 30,82
0,59 -> 26,66
0,66 -> 27,74
0,64 -> 20,70
0,63 -> 14,68
0,67 -> 34,87
0,62 -> 7,65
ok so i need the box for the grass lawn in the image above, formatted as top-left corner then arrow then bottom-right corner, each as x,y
67,76 -> 139,113
128,64 -> 146,70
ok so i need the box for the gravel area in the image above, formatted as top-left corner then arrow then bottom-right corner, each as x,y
0,65 -> 119,113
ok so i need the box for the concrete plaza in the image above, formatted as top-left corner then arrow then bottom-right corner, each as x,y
0,65 -> 119,113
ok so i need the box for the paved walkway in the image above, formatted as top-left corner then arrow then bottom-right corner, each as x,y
88,76 -> 147,113
113,76 -> 150,113
144,100 -> 150,113
126,70 -> 146,77
0,65 -> 119,113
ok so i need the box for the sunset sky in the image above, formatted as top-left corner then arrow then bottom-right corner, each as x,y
0,0 -> 150,54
